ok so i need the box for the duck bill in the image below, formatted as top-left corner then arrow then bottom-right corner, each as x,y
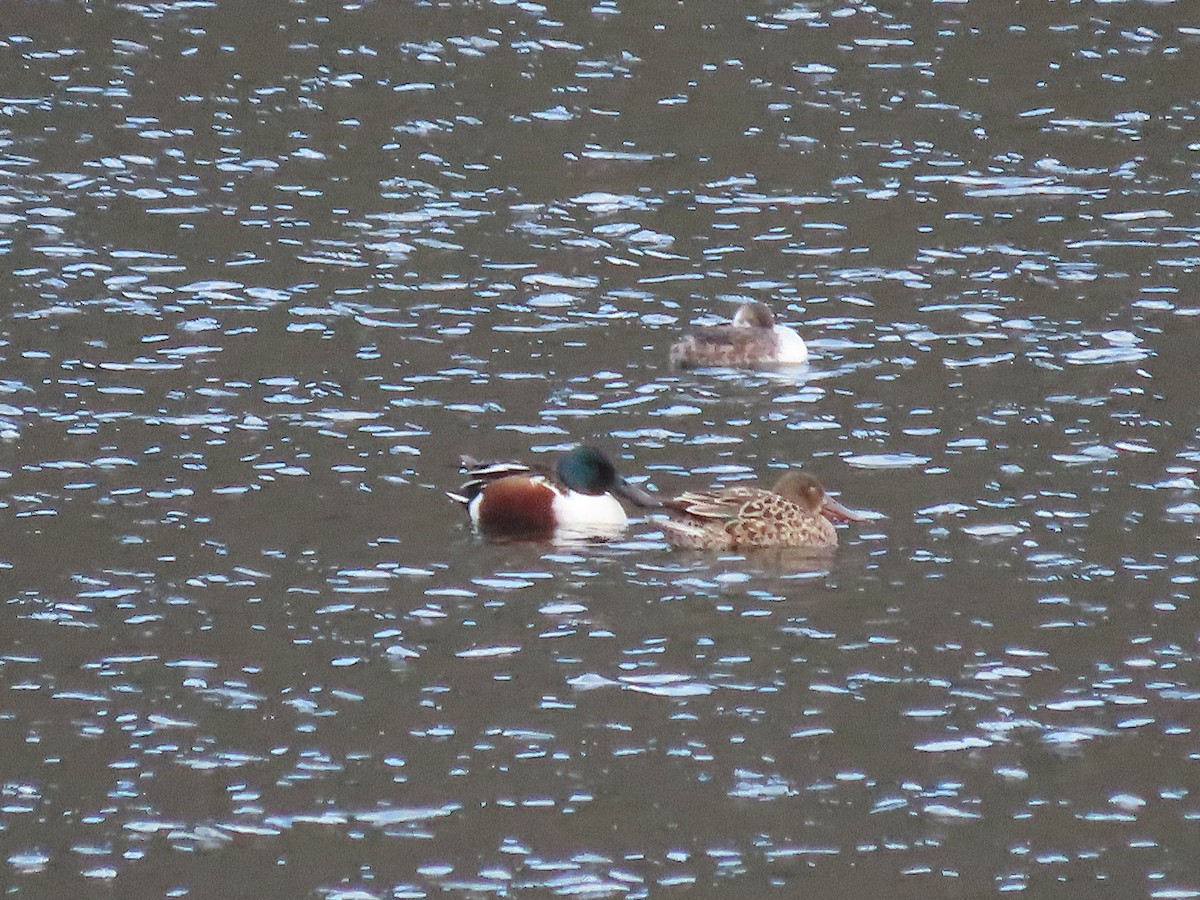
821,494 -> 867,523
614,479 -> 662,509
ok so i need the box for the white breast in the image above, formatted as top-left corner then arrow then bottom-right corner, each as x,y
551,491 -> 629,534
773,325 -> 809,364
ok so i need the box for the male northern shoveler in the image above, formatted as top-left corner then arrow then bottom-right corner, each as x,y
669,301 -> 809,369
660,471 -> 864,550
448,446 -> 660,540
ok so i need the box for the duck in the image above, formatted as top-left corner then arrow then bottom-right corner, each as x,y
448,446 -> 661,540
669,301 -> 809,369
660,471 -> 863,550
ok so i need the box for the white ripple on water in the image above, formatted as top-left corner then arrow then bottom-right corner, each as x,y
572,192 -> 651,214
354,803 -> 462,826
521,273 -> 600,289
621,674 -> 715,697
1063,346 -> 1149,365
917,502 -> 974,516
845,453 -> 931,469
923,803 -> 983,822
1165,502 -> 1200,520
962,523 -> 1025,538
566,673 -> 715,697
1052,445 -> 1119,465
455,645 -> 523,659
914,736 -> 994,753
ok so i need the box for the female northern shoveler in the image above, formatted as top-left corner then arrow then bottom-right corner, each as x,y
448,446 -> 660,540
660,471 -> 864,550
669,301 -> 809,369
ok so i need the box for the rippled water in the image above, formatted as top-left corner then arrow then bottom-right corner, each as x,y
4,2 -> 1200,897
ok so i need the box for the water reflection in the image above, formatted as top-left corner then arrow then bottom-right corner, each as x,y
4,0 -> 1200,896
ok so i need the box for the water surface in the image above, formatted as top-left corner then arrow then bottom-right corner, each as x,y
3,1 -> 1200,896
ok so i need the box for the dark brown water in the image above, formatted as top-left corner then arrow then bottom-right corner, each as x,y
3,2 -> 1200,897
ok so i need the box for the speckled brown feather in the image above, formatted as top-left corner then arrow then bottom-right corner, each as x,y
669,326 -> 782,370
662,473 -> 846,550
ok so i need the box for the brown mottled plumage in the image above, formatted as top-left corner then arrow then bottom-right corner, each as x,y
669,301 -> 809,369
661,472 -> 863,550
